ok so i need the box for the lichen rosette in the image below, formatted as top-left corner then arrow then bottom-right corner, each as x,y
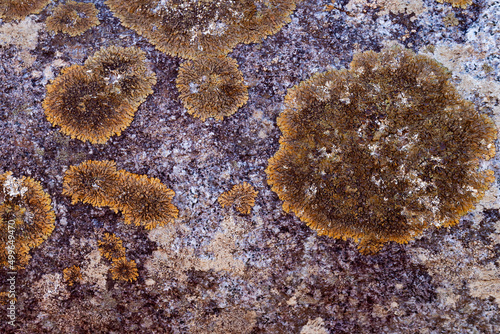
266,46 -> 497,254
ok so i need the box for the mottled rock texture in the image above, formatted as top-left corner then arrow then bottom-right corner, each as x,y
0,0 -> 499,333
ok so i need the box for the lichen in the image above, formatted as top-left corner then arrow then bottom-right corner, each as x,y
63,265 -> 82,287
437,0 -> 472,9
105,0 -> 297,59
218,182 -> 258,215
0,172 -> 56,269
46,1 -> 100,37
43,46 -> 156,144
266,46 -> 497,254
0,0 -> 50,21
176,56 -> 249,121
98,232 -> 126,261
110,257 -> 138,282
63,160 -> 179,230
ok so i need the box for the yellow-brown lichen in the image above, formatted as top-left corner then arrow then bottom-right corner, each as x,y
437,0 -> 472,9
176,56 -> 248,121
105,0 -> 297,59
118,171 -> 179,230
43,46 -> 156,144
63,160 -> 179,230
84,46 -> 157,106
63,265 -> 82,286
0,172 -> 56,269
46,1 -> 100,37
110,257 -> 138,282
0,0 -> 50,21
62,160 -> 120,208
266,46 -> 497,254
98,232 -> 126,261
218,182 -> 258,215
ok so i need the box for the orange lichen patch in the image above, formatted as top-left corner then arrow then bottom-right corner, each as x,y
266,46 -> 497,255
62,160 -> 120,208
110,257 -> 138,282
63,265 -> 82,286
105,0 -> 297,59
176,56 -> 248,121
84,46 -> 157,106
98,232 -> 126,261
63,160 -> 178,230
43,46 -> 156,144
46,1 -> 100,37
0,172 -> 56,269
0,0 -> 50,21
119,172 -> 179,230
218,182 -> 258,215
437,0 -> 472,8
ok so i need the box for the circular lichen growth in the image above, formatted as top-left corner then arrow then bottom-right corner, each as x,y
0,172 -> 56,269
46,1 -> 100,37
176,56 -> 248,121
218,182 -> 258,215
266,47 -> 497,254
98,232 -> 126,261
110,257 -> 138,282
0,0 -> 50,21
63,265 -> 82,287
43,46 -> 156,144
105,0 -> 297,59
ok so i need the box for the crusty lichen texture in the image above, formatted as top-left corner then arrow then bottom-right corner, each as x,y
46,1 -> 100,37
0,172 -> 55,269
105,0 -> 297,59
176,56 -> 248,121
63,160 -> 179,230
266,46 -> 497,254
43,46 -> 156,144
218,182 -> 258,215
98,232 -> 126,261
0,0 -> 50,21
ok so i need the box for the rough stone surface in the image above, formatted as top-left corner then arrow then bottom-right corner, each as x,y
0,0 -> 499,333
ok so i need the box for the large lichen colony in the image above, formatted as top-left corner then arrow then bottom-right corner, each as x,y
63,160 -> 179,230
266,47 -> 497,254
105,0 -> 297,59
0,172 -> 55,269
43,46 -> 156,144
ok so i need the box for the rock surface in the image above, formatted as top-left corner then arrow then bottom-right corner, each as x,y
0,0 -> 499,333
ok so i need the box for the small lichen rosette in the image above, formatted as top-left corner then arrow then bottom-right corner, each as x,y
106,0 -> 296,59
176,56 -> 248,121
266,47 -> 497,254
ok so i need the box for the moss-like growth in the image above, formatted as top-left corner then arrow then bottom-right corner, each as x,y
98,232 -> 126,261
46,1 -> 100,37
110,257 -> 138,282
0,172 -> 56,269
0,0 -> 50,21
266,46 -> 497,254
63,265 -> 82,286
63,160 -> 179,230
43,46 -> 156,144
218,182 -> 258,215
176,56 -> 248,121
105,0 -> 297,59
